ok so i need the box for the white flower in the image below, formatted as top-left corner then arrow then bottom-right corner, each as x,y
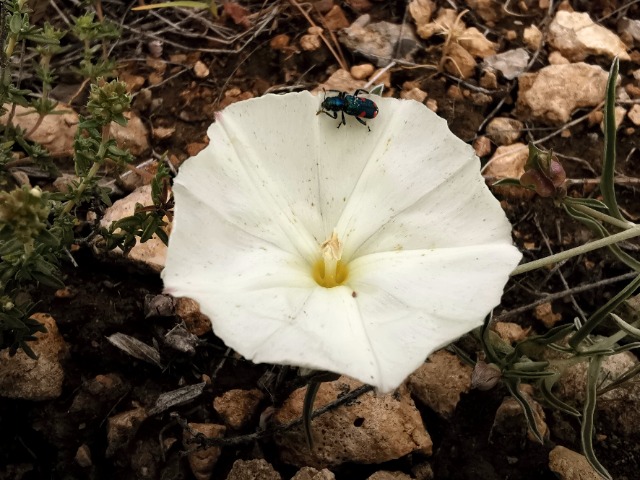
162,91 -> 521,392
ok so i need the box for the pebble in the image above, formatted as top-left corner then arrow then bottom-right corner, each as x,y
291,467 -> 335,480
485,117 -> 524,145
523,24 -> 542,50
483,48 -> 530,80
628,104 -> 640,126
213,388 -> 264,429
517,62 -> 609,124
105,406 -> 148,457
350,63 -> 375,80
75,445 -> 92,468
226,459 -> 282,480
406,350 -> 473,418
193,60 -> 210,78
473,136 -> 492,157
548,10 -> 630,61
273,376 -> 432,468
324,5 -> 350,31
0,313 -> 68,400
174,297 -> 212,336
184,423 -> 226,480
548,446 -> 601,480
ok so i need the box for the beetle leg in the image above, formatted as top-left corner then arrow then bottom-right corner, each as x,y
355,117 -> 370,131
353,89 -> 370,96
318,110 -> 338,119
338,111 -> 346,128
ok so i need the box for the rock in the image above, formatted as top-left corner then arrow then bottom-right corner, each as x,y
324,5 -> 350,31
425,99 -> 437,112
75,444 -> 92,468
628,104 -> 640,126
69,373 -> 130,419
548,10 -> 630,61
484,142 -> 528,180
415,9 -> 462,40
523,25 -> 543,50
0,313 -> 68,400
273,376 -> 432,468
458,27 -> 497,58
555,351 -> 640,436
193,60 -> 210,78
412,462 -> 434,480
300,33 -> 323,51
473,136 -> 492,157
100,184 -> 169,273
226,459 -> 281,480
213,388 -> 264,429
408,0 -> 435,32
489,393 -> 548,446
0,104 -> 77,157
517,63 -> 609,124
340,16 -> 420,67
291,467 -> 336,480
479,71 -> 497,89
485,117 -> 524,145
106,406 -> 148,457
443,42 -> 476,79
493,322 -> 530,344
618,17 -> 640,45
534,302 -> 562,328
483,48 -> 530,80
549,446 -> 601,480
111,111 -> 150,157
548,51 -> 570,65
316,69 -> 367,95
184,423 -> 226,480
174,297 -> 212,336
367,472 -> 413,480
466,0 -> 502,23
400,87 -> 428,103
406,350 -> 473,418
350,63 -> 375,80
270,33 -> 291,51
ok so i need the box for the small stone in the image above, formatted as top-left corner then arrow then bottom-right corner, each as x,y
214,388 -> 264,429
549,446 -> 601,480
628,104 -> 640,126
483,48 -> 530,80
493,322 -> 530,344
291,467 -> 336,480
486,117 -> 524,145
517,63 -> 610,124
226,459 -> 281,480
587,110 -> 604,127
523,24 -> 542,50
367,472 -> 413,480
99,185 -> 168,273
111,111 -> 149,156
426,99 -> 437,112
533,302 -> 562,328
548,51 -> 570,64
324,5 -> 350,31
466,0 -> 501,23
75,445 -> 92,468
458,27 -> 498,58
409,0 -> 436,32
560,128 -> 571,138
106,406 -> 148,457
270,34 -> 291,51
618,17 -> 640,45
548,10 -> 630,61
273,376 -> 431,468
300,34 -> 322,51
407,350 -> 473,418
340,17 -> 420,67
443,42 -> 476,79
400,87 -> 428,103
0,103 -> 77,158
484,143 -> 532,199
184,423 -> 226,480
473,136 -> 492,157
626,83 -> 640,98
186,142 -> 208,157
371,67 -> 392,88
412,462 -> 434,480
120,72 -> 146,93
174,297 -> 212,336
0,313 -> 68,400
316,69 -> 367,94
146,56 -> 167,74
152,126 -> 175,140
193,60 -> 210,78
470,92 -> 492,105
479,71 -> 498,89
350,63 -> 375,80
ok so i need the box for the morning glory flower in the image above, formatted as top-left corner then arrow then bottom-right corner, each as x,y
162,91 -> 521,392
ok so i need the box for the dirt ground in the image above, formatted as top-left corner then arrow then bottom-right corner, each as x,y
2,0 -> 640,479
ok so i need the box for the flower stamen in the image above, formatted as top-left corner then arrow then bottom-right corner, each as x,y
313,231 -> 348,288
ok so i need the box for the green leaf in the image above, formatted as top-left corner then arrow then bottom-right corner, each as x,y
491,178 -> 528,188
601,58 -> 622,221
611,313 -> 640,339
539,376 -> 580,417
581,355 -> 612,479
302,380 -> 321,450
504,377 -> 544,444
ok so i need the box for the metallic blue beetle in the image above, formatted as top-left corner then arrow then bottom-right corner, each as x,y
317,89 -> 379,131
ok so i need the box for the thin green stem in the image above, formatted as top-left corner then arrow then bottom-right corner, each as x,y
568,203 -> 635,230
511,227 -> 640,276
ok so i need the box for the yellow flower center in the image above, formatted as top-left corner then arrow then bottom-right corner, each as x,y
312,231 -> 349,288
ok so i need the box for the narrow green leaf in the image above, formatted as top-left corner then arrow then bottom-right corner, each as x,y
539,376 -> 581,417
504,378 -> 544,444
302,380 -> 321,450
611,313 -> 640,339
581,355 -> 612,479
601,58 -> 622,221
